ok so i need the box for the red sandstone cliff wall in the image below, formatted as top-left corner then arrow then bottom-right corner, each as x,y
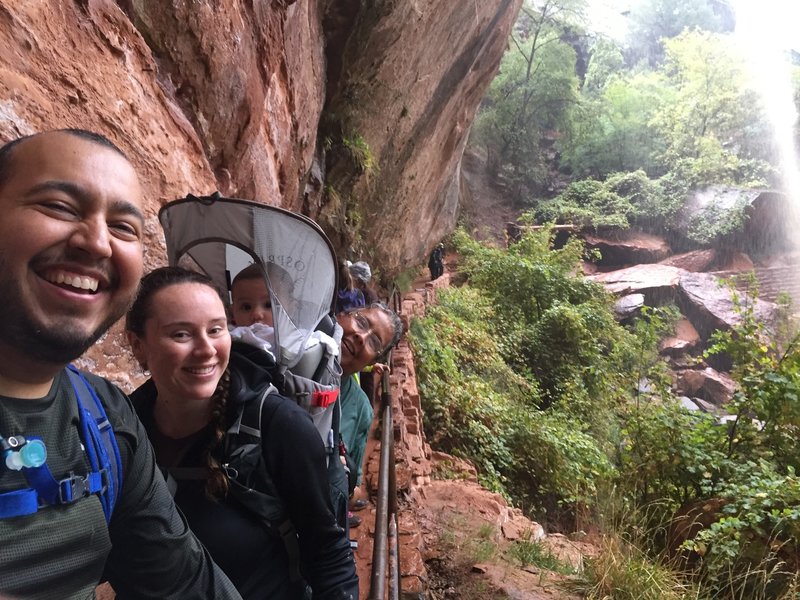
0,0 -> 520,384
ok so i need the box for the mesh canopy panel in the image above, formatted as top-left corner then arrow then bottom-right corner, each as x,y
158,195 -> 337,369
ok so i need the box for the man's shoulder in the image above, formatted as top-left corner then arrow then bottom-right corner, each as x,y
68,369 -> 139,433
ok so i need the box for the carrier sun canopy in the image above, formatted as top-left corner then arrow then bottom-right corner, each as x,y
158,194 -> 338,369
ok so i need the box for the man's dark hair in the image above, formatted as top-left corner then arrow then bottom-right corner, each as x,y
0,128 -> 127,189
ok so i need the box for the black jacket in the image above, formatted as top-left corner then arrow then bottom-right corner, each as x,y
132,347 -> 358,600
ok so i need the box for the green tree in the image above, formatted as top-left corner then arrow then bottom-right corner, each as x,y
582,36 -> 625,97
472,0 -> 585,198
562,70 -> 670,177
651,30 -> 771,186
625,0 -> 733,67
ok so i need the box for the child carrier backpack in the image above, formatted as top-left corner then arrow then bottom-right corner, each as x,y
158,193 -> 349,533
0,366 -> 123,523
159,192 -> 344,450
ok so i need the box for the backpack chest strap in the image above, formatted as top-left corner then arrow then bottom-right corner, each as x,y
0,437 -> 110,518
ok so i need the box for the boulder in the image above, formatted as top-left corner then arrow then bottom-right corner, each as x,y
713,251 -> 754,272
741,190 -> 796,257
658,318 -> 700,357
583,230 -> 671,267
679,396 -> 701,411
675,367 -> 737,406
690,397 -> 727,416
614,293 -> 644,321
588,264 -> 685,305
673,186 -> 794,256
659,249 -> 717,272
677,272 -> 777,342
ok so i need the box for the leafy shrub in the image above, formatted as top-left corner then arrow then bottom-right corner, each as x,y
530,170 -> 676,232
411,228 -> 648,517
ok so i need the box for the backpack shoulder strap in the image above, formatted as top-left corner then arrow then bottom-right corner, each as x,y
0,367 -> 123,524
225,384 -> 304,583
228,383 -> 279,438
64,366 -> 123,522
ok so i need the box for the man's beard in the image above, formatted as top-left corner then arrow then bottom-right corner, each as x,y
8,317 -> 119,365
0,259 -> 129,365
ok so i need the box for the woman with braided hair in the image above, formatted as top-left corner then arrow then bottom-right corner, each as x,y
125,267 -> 357,600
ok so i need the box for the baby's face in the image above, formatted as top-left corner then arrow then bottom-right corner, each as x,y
231,278 -> 273,326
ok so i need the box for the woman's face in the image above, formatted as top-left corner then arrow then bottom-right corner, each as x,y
337,307 -> 394,376
129,282 -> 231,406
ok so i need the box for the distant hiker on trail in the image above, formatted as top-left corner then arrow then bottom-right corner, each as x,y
336,303 -> 403,527
0,130 -> 240,599
428,242 -> 445,280
127,266 -> 359,600
336,259 -> 365,313
349,261 -> 379,304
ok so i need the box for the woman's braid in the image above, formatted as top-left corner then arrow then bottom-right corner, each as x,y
204,368 -> 231,499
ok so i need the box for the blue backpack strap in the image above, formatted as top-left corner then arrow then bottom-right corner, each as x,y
0,488 -> 39,518
0,368 -> 122,522
65,366 -> 123,522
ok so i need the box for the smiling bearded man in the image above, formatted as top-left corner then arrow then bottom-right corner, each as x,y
0,129 -> 240,600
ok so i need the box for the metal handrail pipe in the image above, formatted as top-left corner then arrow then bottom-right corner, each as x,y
367,364 -> 394,599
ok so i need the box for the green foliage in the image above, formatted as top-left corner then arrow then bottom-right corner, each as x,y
562,29 -> 773,190
472,0 -> 584,196
651,31 -> 771,187
677,186 -> 751,247
562,70 -> 670,178
342,133 -> 378,177
619,400 -> 726,509
662,461 -> 800,599
616,282 -> 800,598
413,228 -> 800,598
531,170 -> 677,231
704,281 -> 800,468
411,228 -> 657,516
507,534 -> 574,573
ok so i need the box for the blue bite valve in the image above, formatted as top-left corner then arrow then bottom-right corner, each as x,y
19,439 -> 47,468
3,436 -> 47,470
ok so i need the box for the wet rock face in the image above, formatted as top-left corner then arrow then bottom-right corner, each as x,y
119,0 -> 326,210
588,264 -> 684,305
677,272 -> 777,342
0,1 -> 516,381
659,318 -> 700,357
676,367 -> 737,406
319,0 -> 523,275
583,231 -> 671,267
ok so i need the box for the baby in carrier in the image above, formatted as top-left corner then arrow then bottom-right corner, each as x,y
229,263 -> 278,351
228,263 -> 340,369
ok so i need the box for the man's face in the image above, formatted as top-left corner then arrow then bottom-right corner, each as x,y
0,131 -> 145,365
337,307 -> 394,377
